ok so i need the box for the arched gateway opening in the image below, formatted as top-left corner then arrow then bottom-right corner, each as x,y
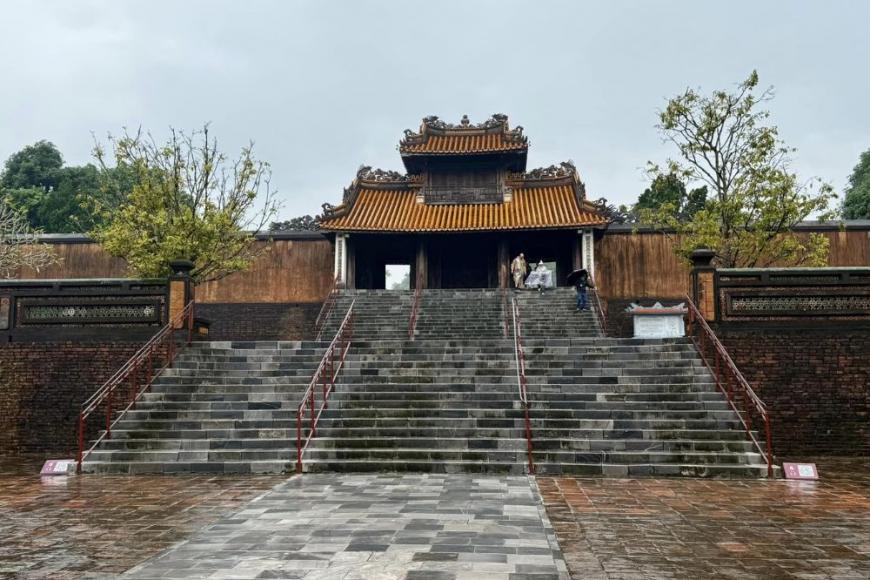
319,114 -> 608,289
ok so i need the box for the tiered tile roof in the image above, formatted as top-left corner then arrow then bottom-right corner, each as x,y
399,114 -> 528,156
319,162 -> 608,233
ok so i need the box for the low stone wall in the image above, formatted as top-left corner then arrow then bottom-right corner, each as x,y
195,303 -> 321,341
717,327 -> 869,456
0,342 -> 143,455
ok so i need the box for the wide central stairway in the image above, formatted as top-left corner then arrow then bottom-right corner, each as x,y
83,288 -> 772,477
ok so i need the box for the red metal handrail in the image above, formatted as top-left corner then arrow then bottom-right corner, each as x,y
296,300 -> 355,473
314,275 -> 341,341
510,296 -> 535,474
684,295 -> 774,478
408,269 -> 423,340
77,301 -> 194,473
501,287 -> 510,338
590,285 -> 608,336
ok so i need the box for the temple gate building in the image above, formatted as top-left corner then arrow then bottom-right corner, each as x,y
318,114 -> 610,289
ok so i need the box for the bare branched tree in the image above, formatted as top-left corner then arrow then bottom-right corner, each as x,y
0,199 -> 60,278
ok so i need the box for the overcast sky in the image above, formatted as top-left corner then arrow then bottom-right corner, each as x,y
1,0 -> 867,221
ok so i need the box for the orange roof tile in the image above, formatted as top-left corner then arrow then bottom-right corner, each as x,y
320,185 -> 606,233
400,132 -> 527,155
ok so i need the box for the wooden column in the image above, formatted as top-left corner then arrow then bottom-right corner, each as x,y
415,238 -> 428,289
497,238 -> 509,289
345,235 -> 356,289
572,232 -> 583,271
333,234 -> 348,286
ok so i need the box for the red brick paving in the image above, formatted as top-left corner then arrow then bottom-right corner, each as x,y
538,457 -> 870,579
0,455 -> 284,578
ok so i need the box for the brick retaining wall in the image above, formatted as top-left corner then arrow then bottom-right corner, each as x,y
195,303 -> 321,341
0,342 -> 142,455
717,328 -> 869,456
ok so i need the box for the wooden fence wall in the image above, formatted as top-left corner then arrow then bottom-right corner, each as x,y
596,227 -> 870,300
11,236 -> 335,304
8,227 -> 870,303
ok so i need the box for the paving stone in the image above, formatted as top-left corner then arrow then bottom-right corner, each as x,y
123,473 -> 568,579
538,457 -> 870,579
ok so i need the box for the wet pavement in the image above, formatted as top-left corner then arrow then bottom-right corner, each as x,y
124,473 -> 567,579
2,456 -> 869,579
539,457 -> 870,579
0,456 -> 285,579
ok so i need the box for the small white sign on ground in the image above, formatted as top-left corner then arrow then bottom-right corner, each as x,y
40,459 -> 76,476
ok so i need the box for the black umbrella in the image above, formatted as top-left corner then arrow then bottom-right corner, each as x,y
566,269 -> 588,285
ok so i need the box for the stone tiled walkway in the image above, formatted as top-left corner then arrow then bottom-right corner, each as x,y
124,474 -> 568,580
4,457 -> 869,579
0,456 -> 284,579
539,457 -> 870,579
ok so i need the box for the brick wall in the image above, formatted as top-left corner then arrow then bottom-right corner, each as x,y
717,328 -> 870,456
0,342 -> 142,455
195,303 -> 321,341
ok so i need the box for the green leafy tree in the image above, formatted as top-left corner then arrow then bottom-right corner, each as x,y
643,71 -> 836,267
0,140 -> 63,191
842,149 -> 870,219
270,215 -> 318,231
0,141 -> 124,232
92,126 -> 279,283
1,141 -> 63,228
631,173 -> 707,222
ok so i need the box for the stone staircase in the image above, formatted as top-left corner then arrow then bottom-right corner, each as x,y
523,337 -> 770,477
81,341 -> 326,474
303,338 -> 529,474
320,290 -> 413,340
304,288 -> 770,477
81,287 -> 772,478
514,288 -> 600,338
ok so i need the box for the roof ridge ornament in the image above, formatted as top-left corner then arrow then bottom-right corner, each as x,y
356,165 -> 409,183
522,160 -> 578,180
403,113 -> 524,136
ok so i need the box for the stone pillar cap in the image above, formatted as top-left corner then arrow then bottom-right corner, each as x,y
690,249 -> 716,267
169,259 -> 195,276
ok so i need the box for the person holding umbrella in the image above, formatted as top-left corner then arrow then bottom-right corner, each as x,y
567,268 -> 594,311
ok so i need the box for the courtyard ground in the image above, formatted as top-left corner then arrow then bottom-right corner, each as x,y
0,456 -> 867,579
539,457 -> 870,579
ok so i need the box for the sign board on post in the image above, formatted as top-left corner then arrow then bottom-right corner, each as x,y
782,462 -> 819,480
40,459 -> 76,476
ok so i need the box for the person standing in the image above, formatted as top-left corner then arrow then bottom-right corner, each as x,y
511,253 -> 527,289
574,270 -> 594,311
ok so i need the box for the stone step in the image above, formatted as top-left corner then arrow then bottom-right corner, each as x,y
301,447 -> 760,466
81,460 -> 291,474
301,459 -> 526,475
532,462 -> 772,478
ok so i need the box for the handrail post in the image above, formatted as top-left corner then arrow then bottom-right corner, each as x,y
296,408 -> 303,474
76,414 -> 84,474
309,387 -> 316,438
105,389 -> 113,440
187,305 -> 193,346
511,296 -> 535,475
